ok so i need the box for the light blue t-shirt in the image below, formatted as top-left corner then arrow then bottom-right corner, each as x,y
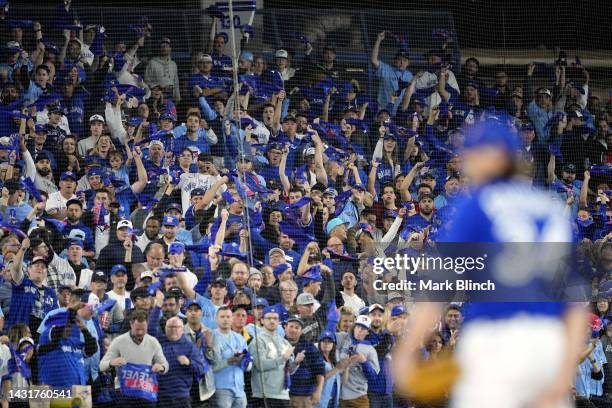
376,61 -> 413,111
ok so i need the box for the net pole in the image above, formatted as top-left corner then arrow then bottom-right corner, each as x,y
227,2 -> 269,407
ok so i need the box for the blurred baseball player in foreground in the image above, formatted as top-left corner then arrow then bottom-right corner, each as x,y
394,119 -> 587,408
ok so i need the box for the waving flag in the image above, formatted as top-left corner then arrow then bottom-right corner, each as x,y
147,281 -> 163,296
94,299 -> 117,315
325,300 -> 339,332
7,343 -> 31,379
23,177 -> 43,202
119,363 -> 158,401
240,349 -> 253,372
0,222 -> 27,239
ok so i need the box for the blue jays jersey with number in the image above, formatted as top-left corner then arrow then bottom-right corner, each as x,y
442,180 -> 574,321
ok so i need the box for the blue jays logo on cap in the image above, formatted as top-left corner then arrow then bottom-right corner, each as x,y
168,242 -> 185,255
262,306 -> 280,317
60,171 -> 77,181
163,215 -> 179,226
319,330 -> 336,342
253,297 -> 269,308
111,264 -> 127,275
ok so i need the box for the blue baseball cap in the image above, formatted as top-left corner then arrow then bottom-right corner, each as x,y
65,238 -> 84,249
319,330 -> 336,342
87,168 -> 102,177
163,215 -> 179,227
262,306 -> 280,318
184,298 -> 202,310
384,209 -> 399,219
391,305 -> 408,317
166,203 -> 182,213
34,152 -> 50,163
520,122 -> 535,131
302,268 -> 322,283
160,112 -> 177,122
325,218 -> 349,235
111,264 -> 128,276
191,188 -> 206,198
48,104 -> 64,114
273,263 -> 291,277
240,51 -> 254,62
34,124 -> 47,133
128,117 -> 143,127
168,242 -> 185,255
253,297 -> 269,308
352,183 -> 366,191
60,171 -> 77,181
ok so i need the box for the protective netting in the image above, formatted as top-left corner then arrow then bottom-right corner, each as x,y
0,1 -> 608,408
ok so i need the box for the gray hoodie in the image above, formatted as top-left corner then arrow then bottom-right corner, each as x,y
248,329 -> 299,400
336,332 -> 380,400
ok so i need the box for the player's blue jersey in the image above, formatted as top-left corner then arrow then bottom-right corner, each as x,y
441,180 -> 574,321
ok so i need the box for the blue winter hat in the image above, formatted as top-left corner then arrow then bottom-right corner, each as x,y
273,263 -> 291,277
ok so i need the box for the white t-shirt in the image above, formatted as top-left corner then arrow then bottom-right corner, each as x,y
106,290 -> 131,315
178,173 -> 225,216
94,213 -> 110,258
45,191 -> 76,214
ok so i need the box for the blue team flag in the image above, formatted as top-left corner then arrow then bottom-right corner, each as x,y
325,300 -> 339,332
0,222 -> 27,239
221,191 -> 235,204
41,311 -> 70,331
89,27 -> 106,56
147,281 -> 163,296
185,242 -> 211,253
279,221 -> 316,251
590,164 -> 612,177
240,349 -> 253,372
94,299 -> 117,315
41,38 -> 60,55
119,363 -> 158,401
23,177 -> 43,202
135,193 -> 158,211
7,343 -> 31,379
288,31 -> 309,43
232,175 -> 253,199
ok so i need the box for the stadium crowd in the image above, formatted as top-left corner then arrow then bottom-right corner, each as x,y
0,1 -> 606,407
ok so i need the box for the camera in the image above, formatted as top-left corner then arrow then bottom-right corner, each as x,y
556,50 -> 567,67
308,253 -> 322,264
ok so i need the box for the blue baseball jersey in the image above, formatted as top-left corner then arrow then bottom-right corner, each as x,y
442,180 -> 573,321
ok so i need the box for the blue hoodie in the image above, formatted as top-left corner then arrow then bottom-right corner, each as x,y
365,330 -> 395,394
158,335 -> 207,399
288,337 -> 326,396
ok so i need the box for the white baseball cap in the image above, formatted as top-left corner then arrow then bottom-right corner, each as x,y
355,315 -> 371,329
140,270 -> 154,280
275,49 -> 289,59
149,140 -> 164,149
117,219 -> 133,229
89,114 -> 105,124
